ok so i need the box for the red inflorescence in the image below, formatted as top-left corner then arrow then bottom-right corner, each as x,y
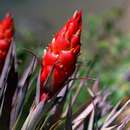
0,13 -> 14,66
40,10 -> 82,101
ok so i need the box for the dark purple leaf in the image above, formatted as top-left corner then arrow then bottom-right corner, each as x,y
117,115 -> 130,130
0,42 -> 18,130
10,56 -> 37,128
40,86 -> 68,130
65,95 -> 72,130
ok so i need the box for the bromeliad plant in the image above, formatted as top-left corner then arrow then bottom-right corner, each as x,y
0,10 -> 130,130
40,10 -> 81,102
0,13 -> 14,71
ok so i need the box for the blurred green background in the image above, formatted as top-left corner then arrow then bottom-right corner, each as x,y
1,0 -> 130,104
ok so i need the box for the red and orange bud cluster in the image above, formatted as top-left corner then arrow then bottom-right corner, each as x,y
40,10 -> 82,101
0,13 -> 14,66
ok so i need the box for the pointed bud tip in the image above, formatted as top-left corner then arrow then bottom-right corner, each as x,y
73,10 -> 82,19
5,12 -> 13,18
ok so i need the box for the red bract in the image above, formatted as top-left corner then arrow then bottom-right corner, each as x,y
0,13 -> 14,69
40,10 -> 82,101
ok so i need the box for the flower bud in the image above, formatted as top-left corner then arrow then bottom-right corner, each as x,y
40,10 -> 82,101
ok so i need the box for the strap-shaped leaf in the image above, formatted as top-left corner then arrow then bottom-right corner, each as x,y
11,56 -> 37,128
0,42 -> 15,99
72,95 -> 101,129
21,96 -> 60,130
65,95 -> 72,130
101,99 -> 130,129
12,76 -> 36,130
40,86 -> 68,130
0,42 -> 18,130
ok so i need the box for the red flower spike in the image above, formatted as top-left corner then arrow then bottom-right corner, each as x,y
40,10 -> 82,101
0,13 -> 14,70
